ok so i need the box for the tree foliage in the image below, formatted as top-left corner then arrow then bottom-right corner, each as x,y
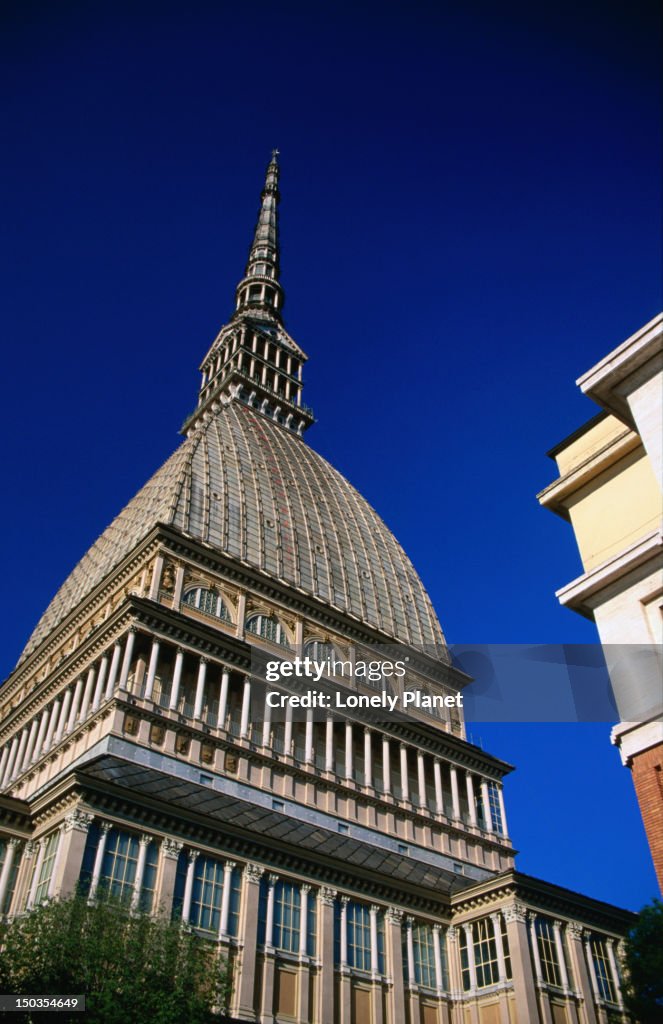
621,898 -> 663,1024
0,892 -> 232,1024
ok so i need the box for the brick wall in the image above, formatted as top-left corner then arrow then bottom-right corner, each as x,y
631,742 -> 663,894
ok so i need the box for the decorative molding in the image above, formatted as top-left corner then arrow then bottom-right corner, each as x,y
244,863 -> 265,883
161,838 -> 183,860
503,901 -> 528,924
63,810 -> 94,834
319,886 -> 337,906
386,907 -> 403,925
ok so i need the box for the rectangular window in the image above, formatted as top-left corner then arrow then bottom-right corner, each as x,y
34,832 -> 60,904
190,856 -> 225,933
474,918 -> 500,987
274,881 -> 300,953
536,918 -> 561,986
487,782 -> 504,835
334,900 -> 385,974
412,923 -> 437,989
590,937 -> 617,1003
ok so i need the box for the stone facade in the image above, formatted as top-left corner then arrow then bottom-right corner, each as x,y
0,156 -> 634,1023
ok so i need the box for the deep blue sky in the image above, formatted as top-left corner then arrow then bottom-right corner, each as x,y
2,2 -> 660,909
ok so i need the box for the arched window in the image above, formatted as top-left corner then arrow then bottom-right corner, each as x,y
304,639 -> 333,663
183,587 -> 231,623
246,613 -> 289,647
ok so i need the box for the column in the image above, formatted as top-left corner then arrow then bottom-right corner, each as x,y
169,648 -> 185,712
386,908 -> 406,1024
300,884 -> 311,957
130,834 -> 152,910
0,746 -> 9,783
264,873 -> 278,949
51,813 -> 95,900
480,779 -> 493,832
399,744 -> 410,802
239,676 -> 251,738
11,729 -> 29,780
529,913 -> 544,986
319,888 -> 337,1024
235,864 -> 264,1019
503,902 -> 540,1022
364,729 -> 373,788
262,692 -> 273,747
432,924 -> 444,993
566,924 -> 598,1024
369,904 -> 380,975
118,629 -> 137,690
148,553 -> 164,600
284,702 -> 293,755
491,913 -> 507,982
193,658 -> 208,721
33,708 -> 51,761
26,838 -> 47,909
88,822 -> 112,900
382,736 -> 391,793
305,710 -> 314,764
325,717 -> 334,772
92,655 -> 109,711
22,717 -> 40,770
54,689 -> 72,746
497,784 -> 509,838
144,639 -> 160,701
66,677 -> 84,733
219,860 -> 237,939
344,721 -> 353,780
406,916 -> 416,987
462,923 -> 477,991
433,760 -> 444,815
340,896 -> 349,967
2,736 -> 20,786
417,751 -> 427,809
173,564 -> 185,607
79,666 -> 97,722
450,765 -> 461,820
218,668 -> 230,727
43,700 -> 61,755
0,838 -> 19,911
553,920 -> 570,991
105,642 -> 122,699
465,772 -> 478,827
606,939 -> 624,1009
181,849 -> 200,924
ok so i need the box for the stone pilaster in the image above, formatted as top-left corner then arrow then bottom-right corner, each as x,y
235,862 -> 264,1020
503,901 -> 540,1023
155,837 -> 183,916
51,809 -> 95,898
318,886 -> 336,1024
566,923 -> 598,1024
385,907 -> 405,1024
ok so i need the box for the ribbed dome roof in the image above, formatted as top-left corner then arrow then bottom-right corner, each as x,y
20,402 -> 445,663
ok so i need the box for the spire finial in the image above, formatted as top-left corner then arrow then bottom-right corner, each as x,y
232,152 -> 283,323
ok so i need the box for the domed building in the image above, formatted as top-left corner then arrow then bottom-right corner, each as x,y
0,155 -> 632,1024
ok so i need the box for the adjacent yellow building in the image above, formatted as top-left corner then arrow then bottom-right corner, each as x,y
539,312 -> 663,892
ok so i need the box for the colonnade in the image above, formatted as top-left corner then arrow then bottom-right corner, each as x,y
0,630 -> 508,842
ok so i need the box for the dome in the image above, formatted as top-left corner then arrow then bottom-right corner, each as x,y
20,401 -> 446,665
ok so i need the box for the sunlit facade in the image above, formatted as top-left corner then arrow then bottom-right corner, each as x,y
0,155 -> 633,1023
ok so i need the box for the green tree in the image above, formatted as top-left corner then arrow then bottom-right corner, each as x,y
621,898 -> 663,1024
0,892 -> 232,1024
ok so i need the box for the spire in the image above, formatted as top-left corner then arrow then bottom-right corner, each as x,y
233,150 -> 284,324
184,153 -> 315,439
